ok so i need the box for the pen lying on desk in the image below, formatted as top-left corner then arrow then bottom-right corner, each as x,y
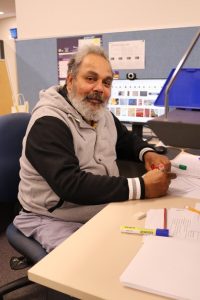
120,226 -> 169,237
171,162 -> 187,170
185,206 -> 200,215
163,208 -> 167,229
151,162 -> 187,171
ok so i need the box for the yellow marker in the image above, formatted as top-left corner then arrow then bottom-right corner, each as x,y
186,206 -> 200,215
120,226 -> 169,237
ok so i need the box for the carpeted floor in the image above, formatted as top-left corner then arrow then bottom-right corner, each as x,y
0,232 -> 76,300
0,232 -> 47,299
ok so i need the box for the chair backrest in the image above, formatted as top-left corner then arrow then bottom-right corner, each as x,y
0,114 -> 47,299
0,113 -> 31,204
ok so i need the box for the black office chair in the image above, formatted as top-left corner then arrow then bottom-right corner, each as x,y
0,113 -> 47,299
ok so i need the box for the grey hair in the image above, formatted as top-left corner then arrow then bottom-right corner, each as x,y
67,44 -> 112,78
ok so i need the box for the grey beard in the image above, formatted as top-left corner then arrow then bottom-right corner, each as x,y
68,94 -> 106,122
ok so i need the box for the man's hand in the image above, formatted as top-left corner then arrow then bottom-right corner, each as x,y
143,151 -> 171,172
143,169 -> 176,198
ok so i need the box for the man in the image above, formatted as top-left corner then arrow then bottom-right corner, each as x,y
14,44 -> 175,252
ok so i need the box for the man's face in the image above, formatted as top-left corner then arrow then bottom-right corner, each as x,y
67,53 -> 113,121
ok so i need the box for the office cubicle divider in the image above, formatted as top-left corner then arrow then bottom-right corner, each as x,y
16,26 -> 200,111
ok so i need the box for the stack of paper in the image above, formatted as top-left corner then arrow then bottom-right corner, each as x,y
120,237 -> 200,300
120,207 -> 200,300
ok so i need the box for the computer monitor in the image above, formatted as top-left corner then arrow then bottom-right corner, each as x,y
108,79 -> 166,124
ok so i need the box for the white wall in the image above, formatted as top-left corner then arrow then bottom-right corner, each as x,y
1,0 -> 199,105
15,0 -> 200,40
0,17 -> 18,97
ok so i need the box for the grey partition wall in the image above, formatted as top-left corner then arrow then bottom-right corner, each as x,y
16,38 -> 58,109
16,26 -> 200,110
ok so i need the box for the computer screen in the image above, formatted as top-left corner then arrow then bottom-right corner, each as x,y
108,79 -> 166,123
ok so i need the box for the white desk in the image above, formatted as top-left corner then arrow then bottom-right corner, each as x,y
28,196 -> 197,300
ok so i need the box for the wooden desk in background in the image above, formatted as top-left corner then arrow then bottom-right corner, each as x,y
28,195 -> 197,300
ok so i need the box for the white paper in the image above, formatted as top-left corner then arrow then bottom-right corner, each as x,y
58,60 -> 69,78
171,152 -> 200,178
78,37 -> 101,48
109,40 -> 145,69
120,237 -> 200,300
169,152 -> 200,199
169,175 -> 200,199
145,208 -> 200,241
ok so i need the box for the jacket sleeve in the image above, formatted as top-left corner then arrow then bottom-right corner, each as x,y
25,116 -> 130,205
112,113 -> 154,160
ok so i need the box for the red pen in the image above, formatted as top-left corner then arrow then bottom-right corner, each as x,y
163,208 -> 167,229
151,163 -> 165,171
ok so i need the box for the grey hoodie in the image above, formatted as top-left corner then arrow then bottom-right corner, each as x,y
18,86 -> 121,222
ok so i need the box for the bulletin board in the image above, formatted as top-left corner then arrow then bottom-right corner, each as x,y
16,26 -> 200,110
0,60 -> 13,115
57,34 -> 102,84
